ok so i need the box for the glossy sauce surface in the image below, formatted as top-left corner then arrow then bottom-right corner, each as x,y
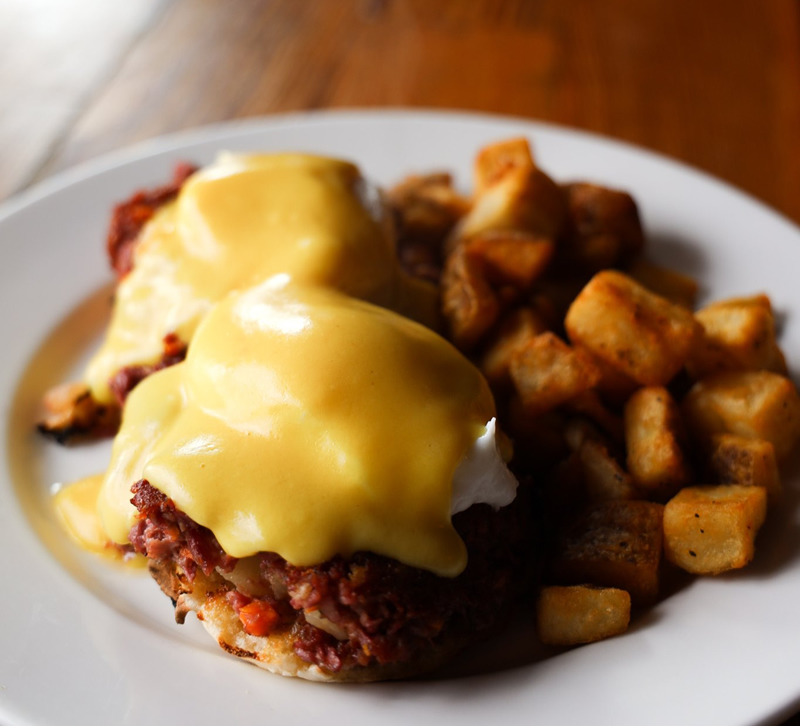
98,284 -> 496,577
54,474 -> 143,567
85,153 -> 438,403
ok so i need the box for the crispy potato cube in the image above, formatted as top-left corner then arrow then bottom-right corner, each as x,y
464,231 -> 554,291
510,333 -> 601,416
708,434 -> 781,502
577,438 -> 638,503
474,137 -> 535,194
455,166 -> 567,241
537,585 -> 631,646
565,391 -> 625,443
564,417 -> 604,452
663,485 -> 767,575
624,387 -> 692,499
565,271 -> 700,386
581,350 -> 640,405
562,183 -> 644,270
480,307 -> 549,388
682,371 -> 800,460
551,500 -> 664,605
626,258 -> 698,309
38,382 -> 120,443
441,246 -> 500,350
387,172 -> 470,243
686,295 -> 787,379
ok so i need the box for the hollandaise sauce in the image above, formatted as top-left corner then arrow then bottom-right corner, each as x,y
54,474 -> 144,566
85,153 -> 438,404
97,284 -> 495,577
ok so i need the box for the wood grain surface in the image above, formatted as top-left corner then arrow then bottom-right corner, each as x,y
3,0 -> 799,227
2,1 -> 800,722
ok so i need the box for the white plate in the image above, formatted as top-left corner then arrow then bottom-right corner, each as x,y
2,110 -> 800,726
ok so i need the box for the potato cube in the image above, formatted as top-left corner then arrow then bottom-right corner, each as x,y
577,438 -> 639,503
510,332 -> 601,416
626,258 -> 698,309
465,231 -> 554,291
474,137 -> 535,194
455,165 -> 567,241
624,387 -> 692,499
441,246 -> 499,350
564,417 -> 604,452
682,370 -> 800,460
686,295 -> 786,379
387,172 -> 470,243
551,500 -> 664,605
581,349 -> 640,405
480,307 -> 549,388
562,183 -> 644,270
565,271 -> 700,386
537,585 -> 631,646
663,485 -> 767,575
708,435 -> 781,502
566,390 -> 625,443
38,382 -> 120,443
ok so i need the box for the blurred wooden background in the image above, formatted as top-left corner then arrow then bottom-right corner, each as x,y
2,0 -> 799,227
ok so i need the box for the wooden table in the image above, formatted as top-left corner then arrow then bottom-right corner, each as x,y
3,0 -> 800,722
4,0 -> 800,225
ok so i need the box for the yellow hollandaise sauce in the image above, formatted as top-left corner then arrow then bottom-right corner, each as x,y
85,153 -> 438,404
97,283 -> 495,577
54,474 -> 144,566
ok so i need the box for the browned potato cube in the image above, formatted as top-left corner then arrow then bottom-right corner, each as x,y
38,382 -> 120,443
474,137 -> 535,194
454,166 -> 567,241
510,332 -> 601,416
537,585 -> 631,646
682,370 -> 800,460
576,438 -> 638,503
581,350 -> 640,405
708,434 -> 781,502
441,246 -> 499,350
663,485 -> 767,575
686,295 -> 787,379
480,307 -> 549,388
626,258 -> 698,309
562,183 -> 644,270
564,417 -> 602,452
565,271 -> 700,386
465,231 -> 554,291
551,500 -> 664,605
534,277 -> 591,322
624,387 -> 692,499
565,391 -> 625,443
387,172 -> 470,244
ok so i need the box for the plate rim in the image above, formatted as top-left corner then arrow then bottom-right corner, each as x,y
3,108 -> 799,241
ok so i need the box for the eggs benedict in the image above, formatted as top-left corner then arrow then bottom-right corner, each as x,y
83,281 -> 525,680
47,151 -> 531,680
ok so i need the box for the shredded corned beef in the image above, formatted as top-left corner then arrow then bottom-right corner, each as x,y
108,333 -> 187,406
107,162 -> 197,279
129,480 -> 236,582
129,479 -> 534,673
